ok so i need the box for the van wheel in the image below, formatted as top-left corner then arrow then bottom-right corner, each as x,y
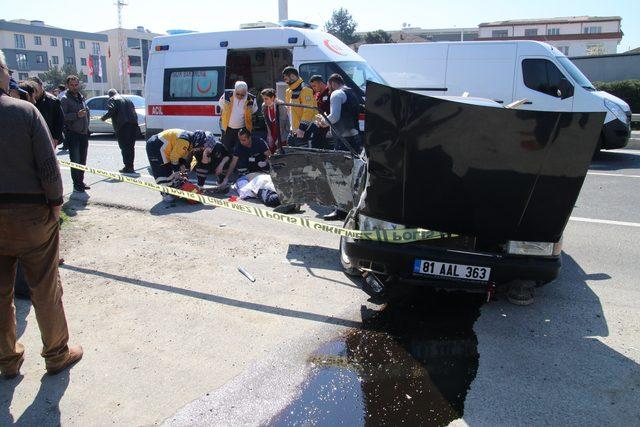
340,212 -> 360,276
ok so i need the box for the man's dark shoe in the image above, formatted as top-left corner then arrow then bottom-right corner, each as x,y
82,184 -> 91,190
73,186 -> 86,193
323,210 -> 347,221
119,167 -> 135,174
46,345 -> 83,375
2,355 -> 25,379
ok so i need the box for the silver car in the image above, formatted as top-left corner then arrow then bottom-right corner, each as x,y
87,94 -> 146,136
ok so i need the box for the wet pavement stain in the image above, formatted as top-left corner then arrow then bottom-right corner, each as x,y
268,291 -> 484,426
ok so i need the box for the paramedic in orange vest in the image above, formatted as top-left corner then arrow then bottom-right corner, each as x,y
282,67 -> 317,147
218,81 -> 258,152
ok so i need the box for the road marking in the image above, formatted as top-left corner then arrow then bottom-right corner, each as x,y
587,172 -> 640,179
570,217 -> 640,228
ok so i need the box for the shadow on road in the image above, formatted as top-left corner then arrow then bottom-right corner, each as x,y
286,244 -> 361,289
60,264 -> 361,328
462,253 -> 640,424
591,150 -> 640,172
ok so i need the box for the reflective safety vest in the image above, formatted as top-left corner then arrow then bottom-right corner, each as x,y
284,79 -> 316,132
220,90 -> 255,132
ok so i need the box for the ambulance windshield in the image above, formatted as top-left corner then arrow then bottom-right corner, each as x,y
336,61 -> 386,91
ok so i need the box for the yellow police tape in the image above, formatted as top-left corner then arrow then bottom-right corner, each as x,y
59,160 -> 450,243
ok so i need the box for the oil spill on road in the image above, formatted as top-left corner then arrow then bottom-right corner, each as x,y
268,291 -> 484,426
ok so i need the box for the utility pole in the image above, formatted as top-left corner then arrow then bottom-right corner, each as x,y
115,0 -> 128,94
278,0 -> 288,21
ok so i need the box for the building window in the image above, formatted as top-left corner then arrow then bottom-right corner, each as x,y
63,38 -> 73,48
584,26 -> 602,34
16,53 -> 28,70
524,29 -> 538,36
34,36 -> 42,45
50,37 -> 58,47
522,58 -> 567,97
14,34 -> 26,49
65,56 -> 74,65
36,54 -> 44,64
130,73 -> 143,84
557,46 -> 570,56
79,41 -> 86,49
92,42 -> 100,55
127,37 -> 141,49
18,72 -> 29,81
492,30 -> 509,38
51,56 -> 59,65
547,28 -> 560,36
586,44 -> 606,56
81,58 -> 87,66
128,55 -> 142,67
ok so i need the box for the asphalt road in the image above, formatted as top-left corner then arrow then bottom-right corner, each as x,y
56,135 -> 640,425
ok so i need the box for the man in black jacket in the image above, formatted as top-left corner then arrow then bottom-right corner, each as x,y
29,76 -> 64,147
101,88 -> 139,173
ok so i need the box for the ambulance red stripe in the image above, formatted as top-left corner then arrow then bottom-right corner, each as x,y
147,105 -> 221,116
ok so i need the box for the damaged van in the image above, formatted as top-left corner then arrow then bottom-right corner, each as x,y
270,82 -> 605,296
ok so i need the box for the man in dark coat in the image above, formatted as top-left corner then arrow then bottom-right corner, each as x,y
29,76 -> 64,147
101,88 -> 140,173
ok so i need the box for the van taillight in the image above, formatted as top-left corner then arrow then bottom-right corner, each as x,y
155,45 -> 169,51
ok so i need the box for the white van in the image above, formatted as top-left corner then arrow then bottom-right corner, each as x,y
359,41 -> 632,150
144,21 -> 385,137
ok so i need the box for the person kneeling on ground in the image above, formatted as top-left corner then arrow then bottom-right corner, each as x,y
146,129 -> 207,202
220,128 -> 271,188
194,134 -> 230,187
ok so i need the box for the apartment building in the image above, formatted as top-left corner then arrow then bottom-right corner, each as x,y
477,16 -> 623,56
0,19 -> 109,97
99,26 -> 162,96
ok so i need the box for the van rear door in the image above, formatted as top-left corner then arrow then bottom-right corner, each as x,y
514,57 -> 574,112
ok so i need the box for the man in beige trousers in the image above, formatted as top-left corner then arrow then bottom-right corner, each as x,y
0,50 -> 82,379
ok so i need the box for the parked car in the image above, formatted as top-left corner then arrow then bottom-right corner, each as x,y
86,94 -> 146,136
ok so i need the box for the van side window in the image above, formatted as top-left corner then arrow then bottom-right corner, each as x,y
163,67 -> 225,101
299,63 -> 329,84
522,59 -> 565,98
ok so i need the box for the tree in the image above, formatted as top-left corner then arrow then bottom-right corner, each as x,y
325,8 -> 360,45
364,30 -> 394,44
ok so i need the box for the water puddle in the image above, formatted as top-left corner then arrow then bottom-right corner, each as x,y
268,291 -> 484,426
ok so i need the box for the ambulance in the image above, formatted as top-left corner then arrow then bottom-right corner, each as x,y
144,21 -> 385,138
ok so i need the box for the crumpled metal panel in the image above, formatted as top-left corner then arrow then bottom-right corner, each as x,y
269,147 -> 365,211
363,81 -> 606,242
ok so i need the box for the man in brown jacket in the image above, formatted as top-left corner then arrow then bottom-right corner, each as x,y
0,50 -> 82,379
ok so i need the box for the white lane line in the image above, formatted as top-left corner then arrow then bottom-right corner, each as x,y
570,217 -> 640,228
587,172 -> 640,178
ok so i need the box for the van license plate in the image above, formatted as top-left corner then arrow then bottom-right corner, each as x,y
413,260 -> 491,282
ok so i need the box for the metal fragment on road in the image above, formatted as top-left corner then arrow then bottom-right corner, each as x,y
238,267 -> 256,283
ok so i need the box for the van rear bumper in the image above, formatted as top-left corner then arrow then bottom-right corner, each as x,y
344,239 -> 561,288
602,118 -> 630,150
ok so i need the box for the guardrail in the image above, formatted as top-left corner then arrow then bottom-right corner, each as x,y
633,114 -> 639,123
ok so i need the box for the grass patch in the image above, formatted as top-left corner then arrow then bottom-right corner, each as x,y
60,210 -> 71,227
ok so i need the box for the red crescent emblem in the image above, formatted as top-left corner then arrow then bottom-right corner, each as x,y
196,80 -> 212,94
323,39 -> 347,56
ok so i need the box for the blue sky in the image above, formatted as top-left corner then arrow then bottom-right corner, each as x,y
4,0 -> 639,51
